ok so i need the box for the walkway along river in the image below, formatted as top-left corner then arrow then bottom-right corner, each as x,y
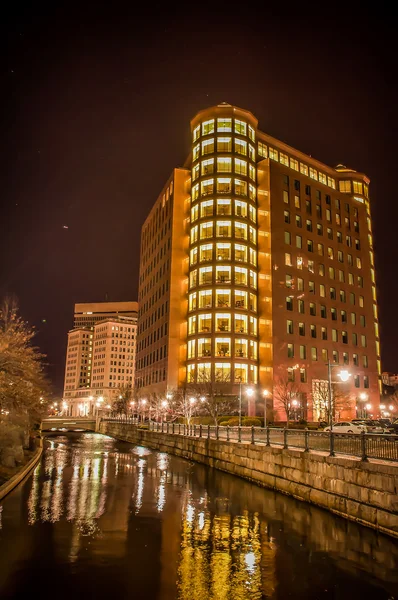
0,432 -> 397,599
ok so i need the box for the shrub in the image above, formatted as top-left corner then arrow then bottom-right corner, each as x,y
242,417 -> 262,427
0,422 -> 25,468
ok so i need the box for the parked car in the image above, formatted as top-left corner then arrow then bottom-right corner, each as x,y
387,419 -> 398,434
324,421 -> 366,434
378,418 -> 392,427
351,419 -> 390,434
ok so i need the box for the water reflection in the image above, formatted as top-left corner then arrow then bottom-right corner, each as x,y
0,432 -> 397,600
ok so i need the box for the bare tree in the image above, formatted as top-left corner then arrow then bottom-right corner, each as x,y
311,379 -> 353,423
170,387 -> 197,426
190,368 -> 237,425
273,376 -> 303,427
112,384 -> 134,416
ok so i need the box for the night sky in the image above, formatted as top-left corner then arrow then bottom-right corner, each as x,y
1,6 -> 396,394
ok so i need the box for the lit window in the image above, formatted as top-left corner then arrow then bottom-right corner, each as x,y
193,144 -> 200,162
215,338 -> 231,358
287,343 -> 294,358
187,339 -> 196,359
201,158 -> 214,175
353,181 -> 363,194
200,200 -> 213,218
269,147 -> 278,161
290,157 -> 299,171
235,313 -> 248,333
249,184 -> 256,200
309,167 -> 318,180
188,315 -> 197,335
280,152 -> 289,166
216,220 -> 231,238
235,200 -> 247,217
202,119 -> 215,136
198,313 -> 212,333
235,243 -> 247,263
217,198 -> 231,215
235,290 -> 247,309
191,204 -> 198,222
199,266 -> 212,285
201,178 -> 214,196
319,173 -> 327,185
199,243 -> 213,262
197,363 -> 212,382
234,138 -> 247,155
234,158 -> 247,175
199,289 -> 212,309
216,313 -> 231,332
192,183 -> 199,201
249,247 -> 257,266
187,363 -> 195,383
285,253 -> 292,266
217,118 -> 232,132
216,265 -> 231,284
217,177 -> 232,194
339,180 -> 351,193
215,289 -> 231,308
248,144 -> 255,161
235,179 -> 247,196
235,266 -> 248,285
188,292 -> 197,311
235,119 -> 247,135
198,337 -> 211,357
193,125 -> 200,142
234,363 -> 248,383
190,247 -> 197,265
216,242 -> 231,261
215,362 -> 231,382
190,225 -> 198,244
249,164 -> 256,181
217,137 -> 232,152
249,270 -> 257,289
258,142 -> 267,158
300,163 -> 308,176
202,138 -> 214,155
192,163 -> 199,181
217,157 -> 231,172
200,221 -> 213,239
235,222 -> 247,240
248,125 -> 255,142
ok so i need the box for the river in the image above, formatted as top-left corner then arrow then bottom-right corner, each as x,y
0,432 -> 397,599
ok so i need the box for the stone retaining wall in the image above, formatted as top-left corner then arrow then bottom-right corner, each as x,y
99,422 -> 398,538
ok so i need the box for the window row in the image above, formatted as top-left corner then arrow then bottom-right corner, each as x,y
192,178 -> 256,200
284,208 -> 360,234
188,313 -> 258,335
191,222 -> 257,243
193,138 -> 256,162
190,243 -> 257,265
285,295 -> 366,315
286,319 -> 367,339
284,255 -> 365,286
187,362 -> 257,384
193,157 -> 256,180
285,277 -> 366,308
189,266 -> 257,289
187,337 -> 258,359
189,289 -> 257,311
193,118 -> 255,140
257,143 -> 337,190
286,324 -> 367,346
191,199 -> 256,221
285,230 -> 361,251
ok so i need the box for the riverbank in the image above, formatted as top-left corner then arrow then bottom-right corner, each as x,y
0,443 -> 43,501
99,421 -> 398,538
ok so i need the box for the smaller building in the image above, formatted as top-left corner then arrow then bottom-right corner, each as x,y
63,306 -> 137,416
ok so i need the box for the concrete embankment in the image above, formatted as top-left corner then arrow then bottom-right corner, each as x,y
0,443 -> 43,501
99,421 -> 398,538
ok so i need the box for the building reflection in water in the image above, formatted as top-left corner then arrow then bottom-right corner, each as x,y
14,433 -> 398,600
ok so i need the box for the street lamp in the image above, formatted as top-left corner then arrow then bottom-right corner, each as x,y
326,361 -> 351,430
263,390 -> 270,427
239,384 -> 253,427
200,396 -> 206,403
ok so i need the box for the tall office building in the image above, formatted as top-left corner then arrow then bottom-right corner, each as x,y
63,302 -> 137,416
135,103 -> 380,421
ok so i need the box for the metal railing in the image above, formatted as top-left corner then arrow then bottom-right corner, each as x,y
102,418 -> 398,462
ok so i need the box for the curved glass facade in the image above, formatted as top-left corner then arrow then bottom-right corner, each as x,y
186,109 -> 259,385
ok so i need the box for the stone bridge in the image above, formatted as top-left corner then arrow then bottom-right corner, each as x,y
41,416 -> 98,432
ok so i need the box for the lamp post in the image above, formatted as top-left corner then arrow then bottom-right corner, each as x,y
359,392 -> 368,419
326,361 -> 351,431
263,390 -> 270,427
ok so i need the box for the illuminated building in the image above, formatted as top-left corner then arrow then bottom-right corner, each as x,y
74,301 -> 138,328
135,103 -> 380,420
63,303 -> 138,415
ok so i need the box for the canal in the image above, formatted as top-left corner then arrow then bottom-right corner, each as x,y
0,432 -> 397,599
